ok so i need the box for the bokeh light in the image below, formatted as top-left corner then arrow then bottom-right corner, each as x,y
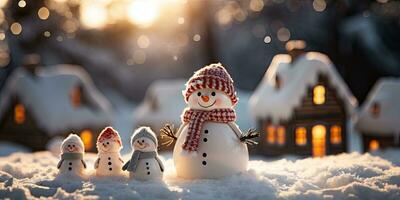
38,7 -> 50,20
10,22 -> 22,35
127,0 -> 161,28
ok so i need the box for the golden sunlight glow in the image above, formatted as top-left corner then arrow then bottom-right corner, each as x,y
266,125 -> 275,144
80,130 -> 93,150
127,0 -> 161,28
0,0 -> 8,8
137,35 -> 150,49
38,7 -> 50,20
80,2 -> 108,29
330,125 -> 342,144
277,126 -> 285,145
369,140 -> 379,151
312,125 -> 326,157
10,22 -> 22,35
14,104 -> 26,124
249,0 -> 264,12
295,127 -> 307,146
313,85 -> 326,105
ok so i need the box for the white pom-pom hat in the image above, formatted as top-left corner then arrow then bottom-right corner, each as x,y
62,134 -> 84,148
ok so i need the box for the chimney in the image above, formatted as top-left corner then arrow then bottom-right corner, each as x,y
285,40 -> 306,63
22,54 -> 41,75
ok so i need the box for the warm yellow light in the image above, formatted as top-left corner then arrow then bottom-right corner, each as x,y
0,0 -> 8,8
312,125 -> 326,157
14,104 -> 25,124
369,140 -> 379,151
277,126 -> 285,145
137,35 -> 150,49
249,0 -> 264,12
80,3 -> 108,29
18,0 -> 26,8
80,130 -> 93,150
330,125 -> 342,144
266,125 -> 275,144
295,127 -> 307,146
127,0 -> 160,28
38,7 -> 50,20
313,85 -> 326,105
10,22 -> 22,35
193,34 -> 201,42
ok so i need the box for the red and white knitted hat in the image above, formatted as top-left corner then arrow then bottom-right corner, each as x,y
184,63 -> 238,105
97,126 -> 122,146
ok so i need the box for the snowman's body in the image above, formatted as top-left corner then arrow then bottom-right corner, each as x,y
129,157 -> 163,181
96,153 -> 124,176
174,122 -> 248,179
59,158 -> 85,176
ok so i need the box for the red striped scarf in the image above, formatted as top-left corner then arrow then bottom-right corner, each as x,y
181,108 -> 236,152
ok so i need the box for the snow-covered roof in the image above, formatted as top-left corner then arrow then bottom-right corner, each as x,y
249,52 -> 357,123
134,79 -> 186,130
355,78 -> 400,135
0,65 -> 112,134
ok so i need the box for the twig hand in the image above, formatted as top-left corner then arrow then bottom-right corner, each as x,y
160,124 -> 177,146
240,129 -> 260,145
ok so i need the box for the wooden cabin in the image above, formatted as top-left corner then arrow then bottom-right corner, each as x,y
0,62 -> 112,152
355,78 -> 400,152
249,41 -> 357,157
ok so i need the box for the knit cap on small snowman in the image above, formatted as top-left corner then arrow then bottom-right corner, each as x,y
131,127 -> 158,147
97,126 -> 122,146
184,63 -> 238,105
62,134 -> 84,148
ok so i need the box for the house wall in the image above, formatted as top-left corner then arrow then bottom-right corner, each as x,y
0,98 -> 104,152
362,134 -> 400,152
257,74 -> 348,157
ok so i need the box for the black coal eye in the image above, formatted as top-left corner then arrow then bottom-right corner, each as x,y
68,145 -> 71,147
72,145 -> 75,147
142,140 -> 144,143
107,142 -> 109,145
197,92 -> 201,96
211,92 -> 216,96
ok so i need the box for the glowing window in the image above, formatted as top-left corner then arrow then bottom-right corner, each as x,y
312,125 -> 326,157
14,104 -> 25,124
370,102 -> 380,117
266,125 -> 275,144
369,140 -> 379,151
313,85 -> 325,105
330,125 -> 342,144
277,126 -> 285,145
80,130 -> 93,150
295,127 -> 307,146
70,86 -> 82,108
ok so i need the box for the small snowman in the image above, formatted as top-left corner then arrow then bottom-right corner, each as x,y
122,127 -> 164,181
57,134 -> 87,177
94,126 -> 124,176
161,63 -> 258,179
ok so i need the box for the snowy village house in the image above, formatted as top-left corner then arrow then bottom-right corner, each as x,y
355,78 -> 400,152
249,41 -> 357,157
0,60 -> 112,152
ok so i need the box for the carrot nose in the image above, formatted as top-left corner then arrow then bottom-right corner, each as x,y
201,95 -> 209,102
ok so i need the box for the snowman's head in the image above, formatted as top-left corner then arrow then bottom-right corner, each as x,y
96,127 -> 122,153
183,63 -> 238,110
131,127 -> 157,152
187,88 -> 233,111
61,134 -> 84,154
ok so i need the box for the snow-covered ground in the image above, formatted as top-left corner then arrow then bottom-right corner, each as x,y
0,151 -> 399,199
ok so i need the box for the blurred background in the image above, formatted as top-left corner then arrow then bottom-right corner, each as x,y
0,0 -> 399,155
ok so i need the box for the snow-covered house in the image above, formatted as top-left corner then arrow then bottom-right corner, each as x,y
249,43 -> 357,157
0,64 -> 112,152
134,79 -> 186,150
355,78 -> 400,152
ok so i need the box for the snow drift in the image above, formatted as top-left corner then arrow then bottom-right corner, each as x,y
0,152 -> 399,199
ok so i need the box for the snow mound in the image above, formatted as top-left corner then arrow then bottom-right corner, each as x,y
0,152 -> 399,199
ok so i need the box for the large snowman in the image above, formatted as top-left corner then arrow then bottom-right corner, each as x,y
163,63 -> 257,179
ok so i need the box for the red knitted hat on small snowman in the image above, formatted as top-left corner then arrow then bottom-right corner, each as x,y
184,63 -> 238,105
97,126 -> 122,146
